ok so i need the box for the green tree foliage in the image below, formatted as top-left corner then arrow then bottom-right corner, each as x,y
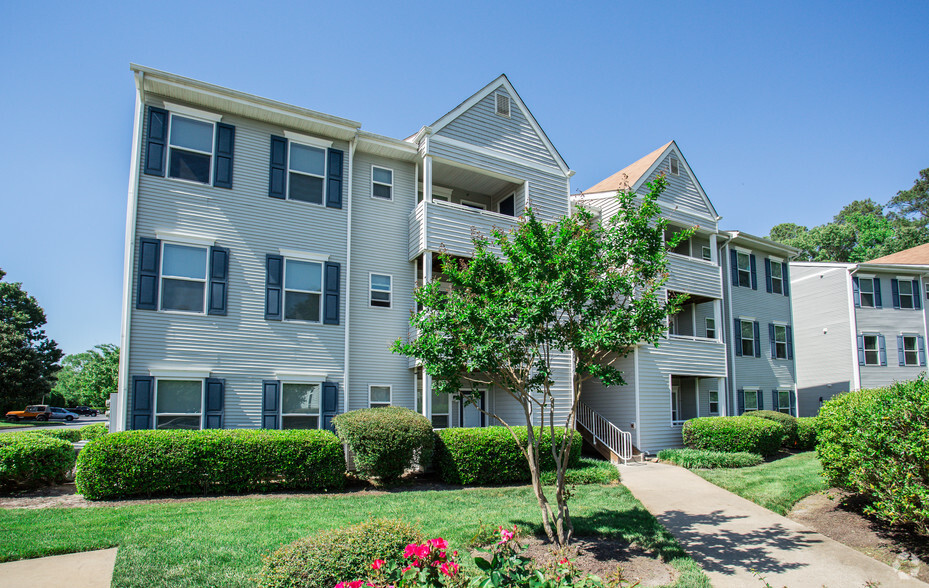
888,168 -> 929,228
392,176 -> 685,546
0,269 -> 63,414
53,344 -> 119,408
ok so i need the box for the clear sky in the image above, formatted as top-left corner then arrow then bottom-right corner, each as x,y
1,0 -> 927,356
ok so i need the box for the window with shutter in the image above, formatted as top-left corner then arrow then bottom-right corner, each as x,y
155,379 -> 203,430
902,335 -> 920,366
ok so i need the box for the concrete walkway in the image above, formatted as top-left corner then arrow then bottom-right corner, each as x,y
621,462 -> 925,588
0,548 -> 117,588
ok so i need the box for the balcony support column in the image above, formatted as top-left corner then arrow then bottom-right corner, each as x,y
709,233 -> 718,263
422,252 -> 433,419
718,377 -> 727,416
423,154 -> 433,202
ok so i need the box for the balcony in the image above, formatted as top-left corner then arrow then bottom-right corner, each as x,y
666,252 -> 723,300
641,335 -> 728,378
409,200 -> 520,260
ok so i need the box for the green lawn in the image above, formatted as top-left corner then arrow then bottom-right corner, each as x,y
0,484 -> 708,588
694,452 -> 827,515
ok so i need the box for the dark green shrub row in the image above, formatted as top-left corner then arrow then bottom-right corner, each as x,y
818,379 -> 929,534
795,417 -> 817,451
75,429 -> 344,500
257,518 -> 422,588
33,428 -> 81,443
334,407 -> 434,484
745,410 -> 799,447
435,426 -> 582,485
658,448 -> 763,469
79,423 -> 109,441
682,416 -> 782,456
540,457 -> 620,485
0,433 -> 75,492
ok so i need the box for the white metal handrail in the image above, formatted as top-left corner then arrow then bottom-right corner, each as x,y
576,402 -> 633,465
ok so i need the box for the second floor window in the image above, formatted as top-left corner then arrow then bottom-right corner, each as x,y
161,243 -> 208,313
705,318 -> 716,339
773,325 -> 788,360
860,278 -> 876,307
737,252 -> 751,288
285,260 -> 322,322
370,274 -> 392,308
770,261 -> 783,294
898,279 -> 914,309
289,142 -> 326,204
740,320 -> 755,357
168,114 -> 214,184
372,167 -> 393,200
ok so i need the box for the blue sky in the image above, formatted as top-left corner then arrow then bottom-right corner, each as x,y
1,0 -> 927,356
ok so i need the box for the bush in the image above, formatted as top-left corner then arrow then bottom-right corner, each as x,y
334,407 -> 434,484
745,410 -> 798,447
257,518 -> 422,588
0,433 -> 75,492
682,416 -> 782,456
818,379 -> 929,534
75,429 -> 344,500
435,426 -> 582,485
33,428 -> 80,443
79,423 -> 108,441
658,448 -> 763,469
540,457 -> 620,485
796,417 -> 817,451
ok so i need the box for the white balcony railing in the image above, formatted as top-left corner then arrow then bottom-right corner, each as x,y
666,252 -> 723,300
408,200 -> 520,260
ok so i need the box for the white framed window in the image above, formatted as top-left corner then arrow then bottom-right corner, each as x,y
281,382 -> 321,429
770,261 -> 783,294
372,166 -> 393,200
284,259 -> 323,322
859,277 -> 875,307
369,385 -> 391,408
670,385 -> 681,424
773,324 -> 788,360
288,140 -> 327,204
160,243 -> 208,313
743,388 -> 759,412
737,251 -> 751,288
432,393 -> 450,428
669,157 -> 680,175
898,279 -> 915,309
902,335 -> 919,366
459,199 -> 487,210
740,319 -> 756,357
705,318 -> 716,339
863,334 -> 880,366
168,113 -> 215,184
709,390 -> 719,415
494,92 -> 510,117
370,273 -> 392,308
155,379 -> 202,430
777,390 -> 791,414
702,246 -> 712,261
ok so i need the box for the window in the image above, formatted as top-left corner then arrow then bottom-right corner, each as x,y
777,390 -> 791,414
903,335 -> 919,366
705,318 -> 716,339
702,246 -> 711,261
168,114 -> 214,184
161,243 -> 208,312
770,261 -> 783,294
460,199 -> 486,210
495,92 -> 510,117
372,166 -> 393,200
863,335 -> 880,366
859,278 -> 875,307
155,380 -> 202,430
370,274 -> 392,308
498,193 -> 516,217
736,251 -> 751,288
281,383 -> 320,429
899,279 -> 914,309
709,390 -> 719,415
773,324 -> 788,360
740,320 -> 755,357
432,393 -> 449,428
369,385 -> 391,408
670,386 -> 681,423
669,157 -> 680,175
285,259 -> 322,322
288,141 -> 327,204
743,389 -> 759,412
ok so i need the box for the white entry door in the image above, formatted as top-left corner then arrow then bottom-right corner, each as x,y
460,391 -> 485,427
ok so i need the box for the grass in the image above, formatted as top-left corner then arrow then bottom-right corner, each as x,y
0,421 -> 62,429
0,484 -> 708,588
540,457 -> 621,485
694,452 -> 827,515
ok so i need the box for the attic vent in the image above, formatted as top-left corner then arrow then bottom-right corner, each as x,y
669,157 -> 680,175
495,92 -> 510,117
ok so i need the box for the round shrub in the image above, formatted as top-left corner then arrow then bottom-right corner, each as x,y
658,448 -> 763,469
818,379 -> 929,534
79,423 -> 109,441
745,410 -> 798,447
75,429 -> 344,500
795,417 -> 817,451
682,416 -> 782,457
0,433 -> 75,492
333,407 -> 434,484
435,426 -> 582,485
33,428 -> 81,443
257,518 -> 422,588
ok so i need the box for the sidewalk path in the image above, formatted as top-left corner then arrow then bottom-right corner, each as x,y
0,548 -> 117,588
621,462 -> 924,587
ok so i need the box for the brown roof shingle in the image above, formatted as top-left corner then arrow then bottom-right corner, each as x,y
868,242 -> 929,265
583,141 -> 673,194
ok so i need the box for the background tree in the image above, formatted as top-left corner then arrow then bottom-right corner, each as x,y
393,176 -> 685,547
0,269 -> 63,413
53,344 -> 119,407
887,168 -> 929,228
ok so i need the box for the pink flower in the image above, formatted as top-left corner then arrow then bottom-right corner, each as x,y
498,526 -> 515,544
559,557 -> 570,564
441,562 -> 459,577
403,543 -> 420,559
429,538 -> 449,550
371,559 -> 385,570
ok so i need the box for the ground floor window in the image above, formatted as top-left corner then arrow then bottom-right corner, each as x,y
777,390 -> 791,414
281,383 -> 320,429
743,389 -> 759,412
709,390 -> 719,415
369,385 -> 391,408
155,379 -> 202,429
902,335 -> 919,366
670,386 -> 681,424
431,393 -> 449,428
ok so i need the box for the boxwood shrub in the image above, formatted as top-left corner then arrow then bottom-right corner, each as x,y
682,416 -> 782,456
79,423 -> 109,441
75,429 -> 344,500
818,379 -> 929,534
333,407 -> 434,484
658,448 -> 763,469
745,410 -> 798,447
435,426 -> 582,485
33,428 -> 81,443
795,417 -> 817,451
257,518 -> 422,588
0,433 -> 75,492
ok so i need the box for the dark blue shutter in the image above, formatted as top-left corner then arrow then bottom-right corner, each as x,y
204,378 -> 224,429
764,258 -> 773,293
734,318 -> 742,356
749,254 -> 758,290
753,321 -> 761,357
208,246 -> 229,316
757,390 -> 764,411
769,323 -> 776,358
789,391 -> 797,416
852,277 -> 861,307
143,106 -> 168,177
321,382 -> 339,431
891,279 -> 900,309
265,255 -> 283,320
897,335 -> 905,366
737,389 -> 745,415
782,262 -> 790,297
137,238 -> 161,310
874,278 -> 882,308
131,376 -> 154,430
730,249 -> 739,286
326,148 -> 344,209
771,390 -> 778,412
786,326 -> 793,360
919,336 -> 927,366
914,280 -> 922,310
857,335 -> 865,365
261,380 -> 280,429
269,136 -> 287,199
879,335 -> 887,366
323,261 -> 341,325
213,123 -> 235,189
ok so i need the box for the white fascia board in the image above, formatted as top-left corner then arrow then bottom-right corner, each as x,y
726,231 -> 801,257
357,131 -> 419,160
279,248 -> 330,263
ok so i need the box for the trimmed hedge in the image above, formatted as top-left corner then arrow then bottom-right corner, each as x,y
540,457 -> 620,485
658,448 -> 763,469
818,379 -> 929,534
745,410 -> 798,447
796,417 -> 817,451
257,518 -> 422,588
75,429 -> 344,500
682,416 -> 782,457
435,426 -> 582,485
33,428 -> 81,443
0,433 -> 75,492
79,423 -> 109,441
334,407 -> 434,484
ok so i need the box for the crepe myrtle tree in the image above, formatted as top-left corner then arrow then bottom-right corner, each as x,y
392,176 -> 689,546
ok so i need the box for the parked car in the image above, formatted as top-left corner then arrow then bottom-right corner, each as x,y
5,405 -> 52,421
47,407 -> 80,421
71,406 -> 98,416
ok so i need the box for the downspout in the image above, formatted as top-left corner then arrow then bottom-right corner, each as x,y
117,71 -> 146,431
342,136 -> 357,413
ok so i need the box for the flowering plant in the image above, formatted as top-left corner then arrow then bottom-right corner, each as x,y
335,538 -> 463,588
